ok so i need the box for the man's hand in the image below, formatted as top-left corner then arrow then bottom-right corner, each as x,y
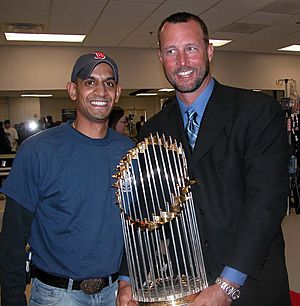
189,284 -> 232,306
117,280 -> 138,306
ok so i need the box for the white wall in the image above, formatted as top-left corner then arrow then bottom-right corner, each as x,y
212,52 -> 300,91
0,46 -> 168,91
0,45 -> 299,91
1,97 -> 40,125
0,45 -> 299,124
10,97 -> 40,125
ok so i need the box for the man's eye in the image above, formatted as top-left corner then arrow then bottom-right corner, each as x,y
166,49 -> 176,55
104,81 -> 115,87
186,46 -> 197,52
86,80 -> 95,86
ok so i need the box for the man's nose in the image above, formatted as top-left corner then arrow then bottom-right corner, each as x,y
93,83 -> 107,96
177,50 -> 188,66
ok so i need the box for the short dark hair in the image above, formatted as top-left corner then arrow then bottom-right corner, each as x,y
109,107 -> 125,130
157,12 -> 209,47
4,119 -> 10,125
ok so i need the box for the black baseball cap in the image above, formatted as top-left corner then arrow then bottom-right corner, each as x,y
71,51 -> 119,83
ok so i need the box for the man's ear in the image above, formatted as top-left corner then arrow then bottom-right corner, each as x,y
207,43 -> 214,63
66,82 -> 77,101
158,48 -> 163,64
114,84 -> 122,104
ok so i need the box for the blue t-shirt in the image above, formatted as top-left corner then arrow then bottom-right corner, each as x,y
1,121 -> 134,280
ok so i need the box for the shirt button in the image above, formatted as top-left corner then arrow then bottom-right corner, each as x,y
204,240 -> 210,247
199,209 -> 205,215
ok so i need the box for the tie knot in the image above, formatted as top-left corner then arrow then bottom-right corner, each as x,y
187,109 -> 197,122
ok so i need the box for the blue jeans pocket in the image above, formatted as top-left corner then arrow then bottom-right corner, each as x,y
30,278 -> 64,306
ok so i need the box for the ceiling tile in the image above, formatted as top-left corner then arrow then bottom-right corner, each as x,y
49,0 -> 107,33
0,0 -> 50,11
85,15 -> 145,46
200,7 -> 252,23
103,0 -> 160,16
210,31 -> 246,40
219,23 -> 267,33
119,35 -> 156,48
239,12 -> 291,25
217,40 -> 261,51
275,14 -> 300,28
0,10 -> 48,24
260,0 -> 300,14
163,0 -> 221,10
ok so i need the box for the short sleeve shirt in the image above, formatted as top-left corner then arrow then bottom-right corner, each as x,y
1,121 -> 134,279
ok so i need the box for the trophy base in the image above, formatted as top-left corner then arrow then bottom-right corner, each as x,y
138,292 -> 198,306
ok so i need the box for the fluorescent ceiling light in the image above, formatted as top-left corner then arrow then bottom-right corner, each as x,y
278,45 -> 300,52
209,39 -> 232,47
158,88 -> 175,92
5,33 -> 85,43
21,94 -> 53,97
136,93 -> 158,96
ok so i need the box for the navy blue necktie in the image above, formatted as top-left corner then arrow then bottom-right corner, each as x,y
186,109 -> 199,149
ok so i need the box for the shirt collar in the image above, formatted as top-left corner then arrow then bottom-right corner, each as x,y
178,78 -> 215,125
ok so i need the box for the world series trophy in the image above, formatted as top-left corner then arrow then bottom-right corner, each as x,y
113,133 -> 208,305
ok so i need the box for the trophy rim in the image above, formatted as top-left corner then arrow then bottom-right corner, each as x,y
138,292 -> 199,305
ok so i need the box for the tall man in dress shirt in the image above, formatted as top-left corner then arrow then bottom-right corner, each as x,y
117,12 -> 291,306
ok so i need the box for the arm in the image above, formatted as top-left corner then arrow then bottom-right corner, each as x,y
191,97 -> 288,305
225,98 -> 289,278
0,197 -> 34,306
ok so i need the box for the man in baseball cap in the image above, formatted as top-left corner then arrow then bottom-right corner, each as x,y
71,51 -> 119,83
0,49 -> 134,306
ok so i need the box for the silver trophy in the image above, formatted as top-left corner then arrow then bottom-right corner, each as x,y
113,134 -> 207,305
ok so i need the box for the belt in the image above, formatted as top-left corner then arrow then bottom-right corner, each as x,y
34,267 -> 118,294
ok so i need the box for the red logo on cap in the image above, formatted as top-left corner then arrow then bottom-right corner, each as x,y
94,52 -> 106,59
